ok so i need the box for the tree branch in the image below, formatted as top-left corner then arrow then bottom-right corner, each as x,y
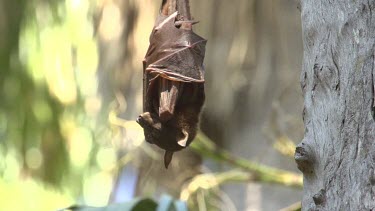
191,132 -> 303,188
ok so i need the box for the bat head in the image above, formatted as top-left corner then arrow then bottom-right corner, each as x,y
137,112 -> 162,131
137,105 -> 200,168
137,112 -> 187,151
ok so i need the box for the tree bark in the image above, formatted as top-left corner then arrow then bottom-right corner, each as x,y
296,1 -> 375,210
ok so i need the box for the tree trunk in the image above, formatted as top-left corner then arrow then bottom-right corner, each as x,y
296,1 -> 375,210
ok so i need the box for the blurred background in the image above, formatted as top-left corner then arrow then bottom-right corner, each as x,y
0,0 -> 303,210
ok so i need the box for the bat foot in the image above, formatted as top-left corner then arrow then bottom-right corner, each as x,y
159,79 -> 181,122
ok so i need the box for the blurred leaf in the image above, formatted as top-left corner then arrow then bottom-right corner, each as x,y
0,179 -> 73,211
156,195 -> 173,211
66,198 -> 157,211
155,194 -> 187,211
173,200 -> 188,211
64,196 -> 188,211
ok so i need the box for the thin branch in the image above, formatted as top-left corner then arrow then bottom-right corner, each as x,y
180,170 -> 254,201
280,201 -> 302,211
190,132 -> 303,188
110,112 -> 303,188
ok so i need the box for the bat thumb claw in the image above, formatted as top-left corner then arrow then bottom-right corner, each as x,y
174,20 -> 199,27
164,151 -> 174,168
177,129 -> 189,147
191,20 -> 199,25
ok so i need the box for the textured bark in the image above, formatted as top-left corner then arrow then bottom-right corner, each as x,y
296,1 -> 375,210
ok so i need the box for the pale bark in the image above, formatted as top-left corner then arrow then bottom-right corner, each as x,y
296,1 -> 375,210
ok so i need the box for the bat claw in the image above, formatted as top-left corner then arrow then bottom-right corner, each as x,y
164,150 -> 174,168
175,20 -> 199,26
174,20 -> 199,29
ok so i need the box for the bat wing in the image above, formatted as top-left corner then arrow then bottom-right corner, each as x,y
144,12 -> 207,83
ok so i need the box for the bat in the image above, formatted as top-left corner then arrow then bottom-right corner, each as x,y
136,0 -> 206,168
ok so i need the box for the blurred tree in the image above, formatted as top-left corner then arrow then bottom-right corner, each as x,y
0,0 -> 69,186
0,0 -> 110,206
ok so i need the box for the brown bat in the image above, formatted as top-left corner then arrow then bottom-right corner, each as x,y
136,0 -> 206,168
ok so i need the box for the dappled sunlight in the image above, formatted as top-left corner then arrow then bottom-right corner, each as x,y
0,0 -> 158,208
2,0 -> 114,208
99,3 -> 123,41
83,171 -> 114,206
68,127 -> 93,168
0,179 -> 73,211
1,149 -> 22,181
25,147 -> 43,170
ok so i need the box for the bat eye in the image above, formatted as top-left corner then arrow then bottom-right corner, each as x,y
174,22 -> 182,29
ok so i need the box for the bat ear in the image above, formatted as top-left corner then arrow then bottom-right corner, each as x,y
164,150 -> 174,168
177,129 -> 189,147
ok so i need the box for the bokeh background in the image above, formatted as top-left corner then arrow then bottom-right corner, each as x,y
0,0 -> 303,210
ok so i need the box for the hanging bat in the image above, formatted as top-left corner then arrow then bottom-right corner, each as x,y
136,0 -> 206,168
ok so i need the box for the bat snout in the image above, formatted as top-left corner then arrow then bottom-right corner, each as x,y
136,115 -> 142,123
136,112 -> 152,128
136,116 -> 144,127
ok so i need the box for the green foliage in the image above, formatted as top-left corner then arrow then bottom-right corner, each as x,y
0,179 -> 73,211
1,0 -> 110,207
67,199 -> 157,211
